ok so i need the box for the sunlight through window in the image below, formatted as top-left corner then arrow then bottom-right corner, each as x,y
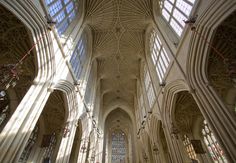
150,31 -> 170,83
202,120 -> 227,163
111,131 -> 126,163
45,0 -> 77,36
144,66 -> 155,108
70,34 -> 87,80
160,0 -> 196,36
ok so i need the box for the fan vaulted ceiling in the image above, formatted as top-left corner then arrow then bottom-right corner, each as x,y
85,0 -> 153,110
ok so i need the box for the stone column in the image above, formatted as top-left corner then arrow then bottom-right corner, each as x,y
187,1 -> 236,161
162,123 -> 184,163
0,0 -> 54,162
0,84 -> 51,162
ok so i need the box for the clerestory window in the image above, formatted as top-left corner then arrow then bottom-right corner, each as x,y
160,0 -> 196,36
70,34 -> 87,80
139,91 -> 146,119
45,0 -> 77,36
150,31 -> 170,83
144,66 -> 155,108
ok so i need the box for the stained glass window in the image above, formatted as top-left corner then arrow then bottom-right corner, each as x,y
18,126 -> 39,163
0,90 -> 9,127
202,120 -> 227,163
111,131 -> 126,163
144,65 -> 155,108
43,133 -> 57,162
45,0 -> 77,36
160,0 -> 196,36
183,135 -> 198,161
150,31 -> 170,83
70,34 -> 87,80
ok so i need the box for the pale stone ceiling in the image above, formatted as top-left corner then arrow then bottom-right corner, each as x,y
85,0 -> 153,109
105,108 -> 132,134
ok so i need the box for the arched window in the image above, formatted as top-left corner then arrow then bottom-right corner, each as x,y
18,126 -> 39,163
150,31 -> 170,83
70,34 -> 87,80
42,133 -> 57,162
183,135 -> 198,161
202,120 -> 227,162
138,88 -> 145,119
144,66 -> 155,108
45,0 -> 77,36
0,90 -> 9,127
160,0 -> 196,36
111,131 -> 126,163
84,67 -> 95,108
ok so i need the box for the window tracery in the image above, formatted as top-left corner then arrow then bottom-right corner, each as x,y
70,34 -> 87,80
144,66 -> 155,108
43,133 -> 57,162
138,89 -> 146,119
45,0 -> 77,36
183,135 -> 198,161
160,0 -> 196,36
111,131 -> 126,163
0,90 -> 9,127
18,126 -> 39,163
149,31 -> 170,83
202,120 -> 227,162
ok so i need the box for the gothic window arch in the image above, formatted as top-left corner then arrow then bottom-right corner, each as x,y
144,65 -> 155,109
138,86 -> 146,120
202,120 -> 227,162
45,0 -> 77,36
111,131 -> 127,163
84,65 -> 96,109
182,134 -> 198,161
70,33 -> 87,80
160,0 -> 196,36
149,30 -> 170,83
42,133 -> 57,162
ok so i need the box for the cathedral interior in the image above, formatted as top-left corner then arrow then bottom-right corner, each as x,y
0,0 -> 236,163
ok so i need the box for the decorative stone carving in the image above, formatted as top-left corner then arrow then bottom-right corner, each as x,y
208,11 -> 236,111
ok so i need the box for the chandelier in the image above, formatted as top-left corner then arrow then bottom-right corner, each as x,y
0,64 -> 22,89
0,29 -> 50,90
